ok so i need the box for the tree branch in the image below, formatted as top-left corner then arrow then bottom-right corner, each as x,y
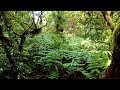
32,11 -> 37,29
18,11 -> 46,52
101,11 -> 115,32
18,23 -> 44,52
0,26 -> 16,69
18,30 -> 28,52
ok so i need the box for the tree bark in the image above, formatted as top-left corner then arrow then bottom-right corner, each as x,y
0,12 -> 27,79
101,11 -> 120,79
56,11 -> 63,33
101,11 -> 115,32
0,26 -> 17,71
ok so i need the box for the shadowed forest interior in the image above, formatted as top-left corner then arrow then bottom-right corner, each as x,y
0,11 -> 120,79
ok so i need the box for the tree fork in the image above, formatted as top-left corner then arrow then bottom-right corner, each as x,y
0,25 -> 28,79
101,11 -> 115,32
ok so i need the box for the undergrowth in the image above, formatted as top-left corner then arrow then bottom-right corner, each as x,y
17,33 -> 111,79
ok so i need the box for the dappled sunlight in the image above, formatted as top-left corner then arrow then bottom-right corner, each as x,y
80,38 -> 91,48
106,60 -> 111,66
0,11 -> 116,79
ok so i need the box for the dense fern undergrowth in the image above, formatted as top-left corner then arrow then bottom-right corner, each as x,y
0,11 -> 114,79
6,32 -> 109,79
0,32 -> 111,79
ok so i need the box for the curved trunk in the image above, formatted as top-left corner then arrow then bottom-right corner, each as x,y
101,11 -> 115,32
101,11 -> 120,79
104,47 -> 120,79
104,24 -> 120,79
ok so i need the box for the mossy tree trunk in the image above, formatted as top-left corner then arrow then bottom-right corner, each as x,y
101,11 -> 120,79
101,11 -> 115,31
55,11 -> 64,33
0,11 -> 45,79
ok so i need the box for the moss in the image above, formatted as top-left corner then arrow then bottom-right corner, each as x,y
105,23 -> 120,79
113,23 -> 120,48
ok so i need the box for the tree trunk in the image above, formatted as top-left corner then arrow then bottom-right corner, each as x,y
104,47 -> 120,79
56,11 -> 63,33
104,23 -> 120,79
101,11 -> 115,32
101,11 -> 120,79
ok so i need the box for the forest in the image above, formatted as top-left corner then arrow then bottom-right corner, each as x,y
0,11 -> 120,79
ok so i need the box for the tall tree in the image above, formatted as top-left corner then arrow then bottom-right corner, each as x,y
55,11 -> 64,33
101,11 -> 120,79
0,11 -> 46,79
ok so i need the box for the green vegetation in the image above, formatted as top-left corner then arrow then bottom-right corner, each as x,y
0,11 -> 117,79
